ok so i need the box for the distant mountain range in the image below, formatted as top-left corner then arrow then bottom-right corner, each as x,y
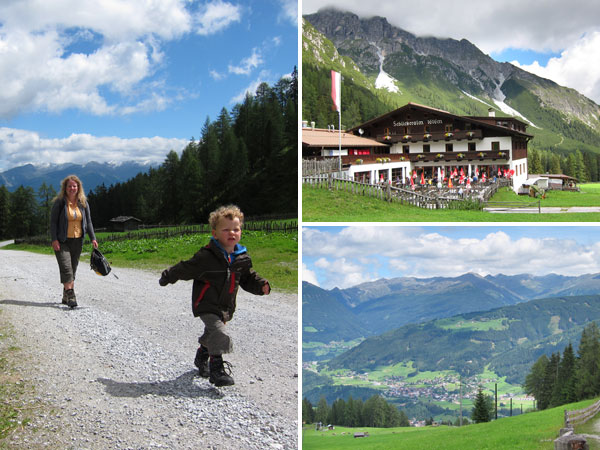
303,9 -> 600,156
303,272 -> 600,349
0,161 -> 156,193
326,294 -> 600,385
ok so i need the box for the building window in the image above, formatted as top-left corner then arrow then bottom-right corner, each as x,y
424,125 -> 431,133
446,143 -> 453,152
423,144 -> 431,153
445,124 -> 453,133
403,145 -> 410,154
468,142 -> 476,151
492,141 -> 500,151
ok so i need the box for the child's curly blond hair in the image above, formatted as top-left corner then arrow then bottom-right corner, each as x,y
209,205 -> 245,229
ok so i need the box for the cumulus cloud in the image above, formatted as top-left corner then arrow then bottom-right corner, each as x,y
0,128 -> 188,169
194,0 -> 241,36
302,263 -> 320,286
0,0 -> 195,119
0,0 -> 249,121
514,31 -> 600,105
303,227 -> 600,289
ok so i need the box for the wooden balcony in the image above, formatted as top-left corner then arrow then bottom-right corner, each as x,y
376,129 -> 483,143
344,150 -> 510,166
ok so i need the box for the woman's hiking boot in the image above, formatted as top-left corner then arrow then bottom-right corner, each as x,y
209,355 -> 234,387
62,289 -> 68,305
66,289 -> 77,308
194,346 -> 210,378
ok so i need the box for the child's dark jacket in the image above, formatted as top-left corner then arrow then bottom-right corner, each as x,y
161,239 -> 267,322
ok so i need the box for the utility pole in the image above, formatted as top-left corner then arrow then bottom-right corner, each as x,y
459,376 -> 463,426
495,383 -> 498,420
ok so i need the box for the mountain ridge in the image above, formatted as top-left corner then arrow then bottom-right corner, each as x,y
303,272 -> 600,348
0,161 -> 156,193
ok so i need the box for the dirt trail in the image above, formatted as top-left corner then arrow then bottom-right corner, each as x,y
0,247 -> 298,449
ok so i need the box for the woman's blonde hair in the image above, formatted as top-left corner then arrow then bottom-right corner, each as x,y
209,205 -> 244,229
55,175 -> 87,207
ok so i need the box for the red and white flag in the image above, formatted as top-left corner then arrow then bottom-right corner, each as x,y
331,70 -> 341,112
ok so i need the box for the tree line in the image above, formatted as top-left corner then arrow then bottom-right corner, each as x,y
528,147 -> 600,182
0,69 -> 297,239
302,394 -> 410,428
523,322 -> 600,411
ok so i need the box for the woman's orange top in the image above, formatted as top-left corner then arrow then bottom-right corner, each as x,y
66,201 -> 83,238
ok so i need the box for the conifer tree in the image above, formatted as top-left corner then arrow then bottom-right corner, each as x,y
315,396 -> 330,425
0,185 -> 11,239
471,387 -> 492,423
302,397 -> 314,424
524,354 -> 549,404
576,322 -> 600,399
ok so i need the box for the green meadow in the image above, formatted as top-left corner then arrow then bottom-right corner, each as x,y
302,398 -> 599,450
302,183 -> 600,222
3,229 -> 298,292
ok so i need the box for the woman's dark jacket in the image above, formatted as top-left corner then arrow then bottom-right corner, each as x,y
161,239 -> 268,322
50,197 -> 96,243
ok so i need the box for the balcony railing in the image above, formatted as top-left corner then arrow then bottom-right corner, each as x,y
345,150 -> 509,166
377,129 -> 483,143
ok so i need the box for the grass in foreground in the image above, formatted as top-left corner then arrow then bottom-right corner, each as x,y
302,398 -> 598,450
0,314 -> 34,444
3,230 -> 298,293
302,184 -> 600,222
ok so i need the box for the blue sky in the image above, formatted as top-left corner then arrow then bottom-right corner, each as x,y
303,0 -> 600,106
0,0 -> 297,172
303,226 -> 600,289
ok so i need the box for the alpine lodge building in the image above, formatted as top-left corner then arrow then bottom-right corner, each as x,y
302,102 -> 533,192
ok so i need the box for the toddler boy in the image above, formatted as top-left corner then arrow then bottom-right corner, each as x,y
159,205 -> 270,386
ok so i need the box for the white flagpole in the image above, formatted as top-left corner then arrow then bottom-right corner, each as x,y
338,110 -> 342,175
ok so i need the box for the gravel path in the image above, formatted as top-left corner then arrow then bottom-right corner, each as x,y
0,247 -> 298,449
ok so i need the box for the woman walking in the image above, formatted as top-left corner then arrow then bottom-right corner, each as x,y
50,175 -> 98,308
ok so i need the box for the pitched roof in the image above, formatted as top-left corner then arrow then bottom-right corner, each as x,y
302,127 -> 388,148
347,102 -> 533,138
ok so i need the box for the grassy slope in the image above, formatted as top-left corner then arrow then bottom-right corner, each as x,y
302,398 -> 598,450
302,184 -> 600,222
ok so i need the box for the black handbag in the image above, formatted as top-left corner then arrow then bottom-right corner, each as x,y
90,248 -> 112,276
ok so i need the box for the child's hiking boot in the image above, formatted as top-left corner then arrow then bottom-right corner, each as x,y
209,355 -> 234,387
66,289 -> 77,308
194,346 -> 210,378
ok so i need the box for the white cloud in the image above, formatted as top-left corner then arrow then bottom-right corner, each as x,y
514,31 -> 600,105
303,227 -> 600,289
0,128 -> 188,169
194,0 -> 241,36
0,0 -> 246,120
228,48 -> 264,75
277,0 -> 298,26
302,263 -> 320,286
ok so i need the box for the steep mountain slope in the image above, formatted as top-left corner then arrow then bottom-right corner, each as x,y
327,294 -> 600,384
303,9 -> 600,156
302,281 -> 369,343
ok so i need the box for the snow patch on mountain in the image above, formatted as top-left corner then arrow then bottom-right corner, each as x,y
373,43 -> 400,94
492,99 -> 539,129
461,90 -> 495,110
